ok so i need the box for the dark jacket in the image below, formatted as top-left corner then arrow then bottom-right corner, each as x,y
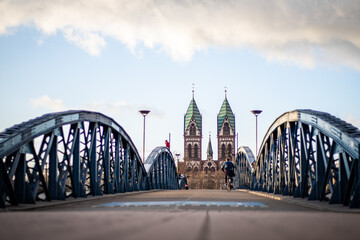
222,161 -> 234,171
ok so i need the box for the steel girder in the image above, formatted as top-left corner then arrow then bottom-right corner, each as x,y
237,109 -> 360,208
234,146 -> 255,189
0,111 -> 178,208
144,147 -> 179,190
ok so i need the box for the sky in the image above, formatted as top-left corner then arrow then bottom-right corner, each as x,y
1,0 -> 360,161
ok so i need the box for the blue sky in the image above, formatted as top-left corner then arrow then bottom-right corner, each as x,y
1,1 -> 359,161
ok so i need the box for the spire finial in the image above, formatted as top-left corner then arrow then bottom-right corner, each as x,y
225,86 -> 227,98
192,83 -> 195,99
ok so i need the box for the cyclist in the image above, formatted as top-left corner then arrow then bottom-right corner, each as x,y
221,158 -> 235,189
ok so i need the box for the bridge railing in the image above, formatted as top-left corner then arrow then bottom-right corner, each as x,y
239,109 -> 360,208
0,110 -> 179,208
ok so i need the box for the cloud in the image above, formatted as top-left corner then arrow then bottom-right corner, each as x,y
28,95 -> 164,120
83,101 -> 134,114
1,0 -> 359,69
62,28 -> 106,56
83,101 -> 164,119
30,95 -> 66,112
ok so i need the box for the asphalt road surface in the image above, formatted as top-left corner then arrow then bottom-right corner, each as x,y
1,190 -> 360,240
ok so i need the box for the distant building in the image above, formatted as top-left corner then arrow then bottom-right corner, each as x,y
178,90 -> 236,189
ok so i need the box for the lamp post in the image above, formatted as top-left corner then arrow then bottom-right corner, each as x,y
236,132 -> 238,154
139,110 -> 150,163
251,110 -> 262,157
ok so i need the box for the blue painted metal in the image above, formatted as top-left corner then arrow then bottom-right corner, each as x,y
144,147 -> 178,190
234,146 -> 255,189
235,109 -> 360,208
0,110 -> 179,207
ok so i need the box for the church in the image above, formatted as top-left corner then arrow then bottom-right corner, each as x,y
178,90 -> 236,189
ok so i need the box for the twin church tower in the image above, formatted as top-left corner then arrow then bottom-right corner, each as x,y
184,90 -> 236,162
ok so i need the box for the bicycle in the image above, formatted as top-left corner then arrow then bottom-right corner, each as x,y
226,175 -> 232,192
222,174 -> 233,191
221,158 -> 235,192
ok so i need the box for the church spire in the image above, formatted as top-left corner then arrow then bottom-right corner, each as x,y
217,91 -> 235,134
206,133 -> 213,159
184,87 -> 202,162
184,88 -> 202,133
217,90 -> 236,161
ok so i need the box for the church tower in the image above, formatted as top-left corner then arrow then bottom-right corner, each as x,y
184,90 -> 202,161
217,90 -> 236,161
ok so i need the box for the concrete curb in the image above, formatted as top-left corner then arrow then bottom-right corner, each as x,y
238,189 -> 360,214
1,190 -> 162,212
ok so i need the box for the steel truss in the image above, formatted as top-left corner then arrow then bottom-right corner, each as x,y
234,146 -> 255,189
0,111 -> 179,208
144,147 -> 179,190
236,109 -> 360,208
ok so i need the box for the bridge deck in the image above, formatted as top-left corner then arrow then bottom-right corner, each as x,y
1,190 -> 360,240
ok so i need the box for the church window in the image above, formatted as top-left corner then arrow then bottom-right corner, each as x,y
194,144 -> 199,159
224,122 -> 230,135
188,144 -> 192,158
221,144 -> 226,158
228,144 -> 232,157
190,123 -> 196,135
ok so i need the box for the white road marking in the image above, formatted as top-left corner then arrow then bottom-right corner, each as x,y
96,201 -> 267,208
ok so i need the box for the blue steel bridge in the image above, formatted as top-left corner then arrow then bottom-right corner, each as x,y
0,109 -> 359,209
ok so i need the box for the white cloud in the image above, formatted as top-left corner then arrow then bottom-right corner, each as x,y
83,101 -> 164,119
62,28 -> 106,56
30,95 -> 66,112
84,101 -> 133,114
1,0 -> 359,69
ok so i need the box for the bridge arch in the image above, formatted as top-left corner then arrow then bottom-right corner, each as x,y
0,110 -> 179,207
234,146 -> 255,189
144,146 -> 178,190
249,109 -> 360,207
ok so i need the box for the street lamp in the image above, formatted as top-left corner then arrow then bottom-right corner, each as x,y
251,110 -> 262,157
139,110 -> 150,163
